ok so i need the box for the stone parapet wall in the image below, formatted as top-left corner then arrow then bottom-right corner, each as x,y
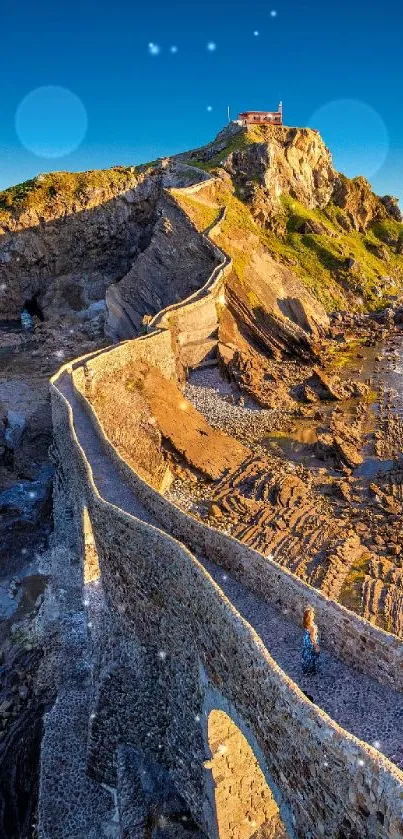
49,367 -> 403,839
70,353 -> 403,693
146,190 -> 230,370
72,329 -> 179,398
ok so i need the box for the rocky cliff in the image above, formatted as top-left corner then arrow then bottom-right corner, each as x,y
184,123 -> 400,226
182,123 -> 403,312
0,167 -> 162,320
1,123 -> 402,333
105,193 -> 220,340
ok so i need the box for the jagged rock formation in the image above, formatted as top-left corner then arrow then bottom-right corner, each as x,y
106,194 -> 220,340
219,126 -> 336,210
181,124 -> 403,312
1,122 -> 402,343
0,168 -> 163,320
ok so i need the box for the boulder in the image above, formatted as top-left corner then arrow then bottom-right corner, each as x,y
305,368 -> 343,401
380,195 -> 402,222
295,218 -> 328,235
4,411 -> 26,450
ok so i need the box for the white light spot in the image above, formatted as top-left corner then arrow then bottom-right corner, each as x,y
323,760 -> 329,767
270,9 -> 278,16
54,349 -> 65,359
28,491 -> 37,500
195,714 -> 201,722
217,743 -> 228,755
83,598 -> 90,606
357,758 -> 365,766
170,45 -> 178,53
90,712 -> 96,720
158,650 -> 167,660
87,621 -> 92,628
253,30 -> 259,36
21,548 -> 28,556
158,743 -> 163,749
372,740 -> 381,750
148,42 -> 161,56
0,284 -> 7,292
207,41 -> 217,51
207,105 -> 213,112
222,573 -> 228,581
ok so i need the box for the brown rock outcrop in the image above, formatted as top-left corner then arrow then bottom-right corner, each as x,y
0,170 -> 161,320
380,195 -> 402,222
90,360 -> 249,483
331,174 -> 386,232
106,195 -> 220,341
222,126 -> 336,210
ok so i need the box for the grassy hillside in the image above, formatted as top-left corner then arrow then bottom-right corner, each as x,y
173,179 -> 403,313
0,165 -> 148,227
2,123 -> 402,313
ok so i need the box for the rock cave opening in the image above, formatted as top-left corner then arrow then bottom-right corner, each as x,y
23,294 -> 45,322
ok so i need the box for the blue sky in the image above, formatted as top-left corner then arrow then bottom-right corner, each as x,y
1,0 -> 402,204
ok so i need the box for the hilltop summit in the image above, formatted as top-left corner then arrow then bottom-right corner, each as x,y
0,123 -> 402,329
183,122 -> 401,230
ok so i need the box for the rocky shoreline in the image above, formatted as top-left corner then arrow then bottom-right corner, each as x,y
164,305 -> 403,636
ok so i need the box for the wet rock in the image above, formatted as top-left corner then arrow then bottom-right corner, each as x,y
0,467 -> 53,573
4,412 -> 25,450
304,368 -> 344,401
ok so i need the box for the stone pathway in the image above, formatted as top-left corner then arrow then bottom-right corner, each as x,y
58,371 -> 403,771
59,373 -> 154,526
201,556 -> 403,770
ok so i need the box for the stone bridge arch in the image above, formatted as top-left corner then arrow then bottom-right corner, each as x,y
202,691 -> 295,839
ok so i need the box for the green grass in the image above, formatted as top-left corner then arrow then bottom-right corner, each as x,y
170,190 -> 220,232
173,175 -> 403,313
370,217 -> 402,245
265,195 -> 403,310
0,165 -> 148,225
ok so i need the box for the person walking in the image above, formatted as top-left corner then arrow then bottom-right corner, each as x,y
302,607 -> 320,675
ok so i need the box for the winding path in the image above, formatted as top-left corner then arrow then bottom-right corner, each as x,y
58,370 -> 403,771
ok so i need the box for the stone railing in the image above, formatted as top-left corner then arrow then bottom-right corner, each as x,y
145,186 -> 230,370
50,358 -> 403,839
70,335 -> 403,693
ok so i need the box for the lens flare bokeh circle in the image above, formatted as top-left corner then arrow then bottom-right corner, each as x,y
308,98 -> 389,179
15,86 -> 88,159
